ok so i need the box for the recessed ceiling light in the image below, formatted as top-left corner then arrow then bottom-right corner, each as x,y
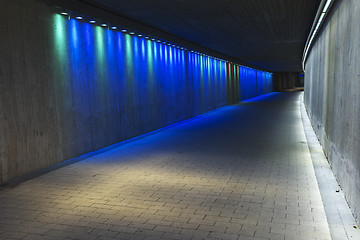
76,16 -> 83,20
89,20 -> 96,24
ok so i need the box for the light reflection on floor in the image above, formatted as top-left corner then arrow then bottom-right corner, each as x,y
0,92 -> 332,240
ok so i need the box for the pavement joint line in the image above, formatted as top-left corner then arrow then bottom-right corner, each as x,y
0,92 -> 340,240
0,104 -> 234,191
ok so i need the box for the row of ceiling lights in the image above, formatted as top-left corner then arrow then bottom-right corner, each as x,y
58,9 -> 267,72
59,10 -> 224,60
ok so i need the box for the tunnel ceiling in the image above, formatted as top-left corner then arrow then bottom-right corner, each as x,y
79,0 -> 320,72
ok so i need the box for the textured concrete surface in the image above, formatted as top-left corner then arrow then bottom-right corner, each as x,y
0,92 -> 338,240
0,0 -> 272,184
301,93 -> 360,240
0,0 -> 272,183
304,0 -> 360,220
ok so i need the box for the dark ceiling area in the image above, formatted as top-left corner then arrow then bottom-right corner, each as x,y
79,0 -> 321,72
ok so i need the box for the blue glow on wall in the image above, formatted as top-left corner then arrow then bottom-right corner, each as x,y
53,14 -> 273,149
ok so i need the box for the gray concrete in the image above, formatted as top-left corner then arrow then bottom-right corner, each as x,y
301,93 -> 360,240
304,0 -> 360,221
1,0 -> 272,184
0,92 -> 338,240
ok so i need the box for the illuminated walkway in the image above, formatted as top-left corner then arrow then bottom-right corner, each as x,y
0,92 -> 356,240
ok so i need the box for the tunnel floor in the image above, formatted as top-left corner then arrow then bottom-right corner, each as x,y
0,92 -> 337,240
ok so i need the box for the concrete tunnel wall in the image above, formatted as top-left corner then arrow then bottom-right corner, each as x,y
0,0 -> 272,183
304,0 -> 360,220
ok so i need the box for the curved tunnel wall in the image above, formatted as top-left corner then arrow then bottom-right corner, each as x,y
0,0 -> 272,183
304,0 -> 360,220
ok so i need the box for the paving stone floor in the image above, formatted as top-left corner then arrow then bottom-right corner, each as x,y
0,92 -> 333,240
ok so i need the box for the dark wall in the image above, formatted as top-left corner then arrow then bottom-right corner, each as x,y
0,0 -> 272,183
273,72 -> 303,91
304,0 -> 360,220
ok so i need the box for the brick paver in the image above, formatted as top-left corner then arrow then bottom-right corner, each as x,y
0,92 -> 332,240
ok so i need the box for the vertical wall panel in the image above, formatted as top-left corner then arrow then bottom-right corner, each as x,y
304,0 -> 360,220
0,0 -> 272,182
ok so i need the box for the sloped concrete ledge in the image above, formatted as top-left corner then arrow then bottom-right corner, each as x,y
300,92 -> 360,240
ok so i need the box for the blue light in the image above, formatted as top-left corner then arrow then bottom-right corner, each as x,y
52,10 -> 273,152
242,92 -> 277,102
75,16 -> 83,20
89,20 -> 96,24
138,34 -> 143,37
111,26 -> 117,30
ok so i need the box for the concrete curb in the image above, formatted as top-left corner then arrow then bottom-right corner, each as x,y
300,92 -> 360,240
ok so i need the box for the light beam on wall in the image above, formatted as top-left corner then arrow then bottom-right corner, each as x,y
302,0 -> 334,71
